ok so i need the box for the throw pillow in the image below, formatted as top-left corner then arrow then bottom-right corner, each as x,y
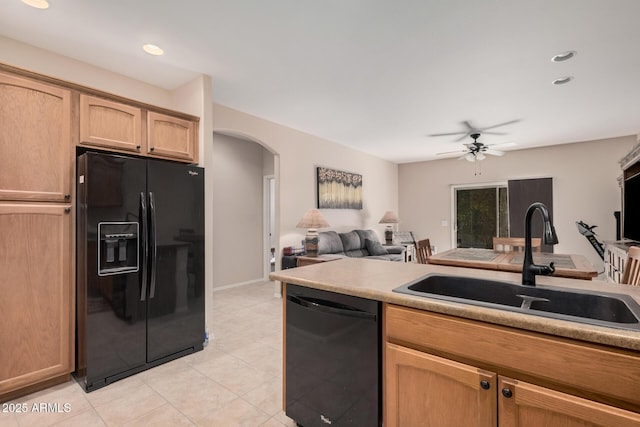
365,238 -> 388,256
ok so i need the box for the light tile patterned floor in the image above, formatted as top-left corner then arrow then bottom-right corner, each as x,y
1,281 -> 295,427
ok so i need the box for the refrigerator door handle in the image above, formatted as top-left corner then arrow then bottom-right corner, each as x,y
149,191 -> 157,299
140,192 -> 148,301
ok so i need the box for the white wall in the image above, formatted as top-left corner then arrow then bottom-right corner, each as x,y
213,104 -> 399,261
399,135 -> 637,270
211,133 -> 273,288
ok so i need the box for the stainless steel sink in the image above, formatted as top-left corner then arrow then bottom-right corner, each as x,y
393,274 -> 640,330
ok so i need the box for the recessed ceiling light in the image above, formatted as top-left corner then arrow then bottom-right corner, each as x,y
552,76 -> 574,85
142,44 -> 164,56
551,50 -> 577,62
21,0 -> 49,9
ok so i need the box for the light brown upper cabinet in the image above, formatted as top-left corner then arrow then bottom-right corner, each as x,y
79,97 -> 198,163
79,94 -> 143,154
147,111 -> 197,163
0,71 -> 72,202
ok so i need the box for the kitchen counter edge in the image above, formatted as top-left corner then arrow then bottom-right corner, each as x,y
270,258 -> 640,352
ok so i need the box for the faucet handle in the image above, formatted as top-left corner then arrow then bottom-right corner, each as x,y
547,261 -> 556,275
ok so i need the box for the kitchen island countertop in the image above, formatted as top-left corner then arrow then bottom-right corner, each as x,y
270,258 -> 640,352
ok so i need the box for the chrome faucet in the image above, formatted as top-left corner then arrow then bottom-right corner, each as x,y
522,202 -> 559,286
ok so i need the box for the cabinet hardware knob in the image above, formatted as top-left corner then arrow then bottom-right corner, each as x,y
64,207 -> 71,213
150,146 -> 155,151
64,194 -> 71,199
501,388 -> 513,398
136,145 -> 141,149
480,380 -> 490,390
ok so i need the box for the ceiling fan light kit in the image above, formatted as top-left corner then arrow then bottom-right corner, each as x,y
434,127 -> 513,175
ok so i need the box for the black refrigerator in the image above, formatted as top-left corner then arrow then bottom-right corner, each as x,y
76,151 -> 205,392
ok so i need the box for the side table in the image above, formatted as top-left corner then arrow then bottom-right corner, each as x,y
385,243 -> 415,263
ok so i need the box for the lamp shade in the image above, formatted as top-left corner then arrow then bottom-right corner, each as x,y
297,209 -> 329,257
296,209 -> 330,229
378,211 -> 399,224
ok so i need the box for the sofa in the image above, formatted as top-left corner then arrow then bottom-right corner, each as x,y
317,229 -> 405,262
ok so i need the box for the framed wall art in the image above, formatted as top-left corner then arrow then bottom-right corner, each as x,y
317,167 -> 362,209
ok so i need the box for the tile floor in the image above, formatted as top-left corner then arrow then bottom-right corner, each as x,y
1,281 -> 295,427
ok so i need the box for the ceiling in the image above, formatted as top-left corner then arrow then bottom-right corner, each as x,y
2,0 -> 639,164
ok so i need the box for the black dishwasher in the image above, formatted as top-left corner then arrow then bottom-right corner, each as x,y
285,284 -> 381,427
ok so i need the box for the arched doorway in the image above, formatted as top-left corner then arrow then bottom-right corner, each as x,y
211,131 -> 279,290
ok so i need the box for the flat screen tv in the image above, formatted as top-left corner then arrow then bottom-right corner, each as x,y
623,172 -> 640,242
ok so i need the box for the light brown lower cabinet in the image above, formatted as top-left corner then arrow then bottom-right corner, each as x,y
498,377 -> 640,427
384,304 -> 640,426
385,342 -> 640,426
385,342 -> 497,426
0,203 -> 74,401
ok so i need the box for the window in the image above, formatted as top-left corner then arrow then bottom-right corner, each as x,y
453,184 -> 509,249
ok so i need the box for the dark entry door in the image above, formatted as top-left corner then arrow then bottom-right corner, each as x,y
508,178 -> 553,252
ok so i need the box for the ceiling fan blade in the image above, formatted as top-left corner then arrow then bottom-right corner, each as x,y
485,149 -> 505,156
436,149 -> 466,155
455,133 -> 470,142
478,119 -> 520,132
462,120 -> 476,132
486,142 -> 517,148
480,131 -> 508,136
429,131 -> 467,137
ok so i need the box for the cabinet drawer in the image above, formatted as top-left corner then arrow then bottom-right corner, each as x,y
385,304 -> 640,408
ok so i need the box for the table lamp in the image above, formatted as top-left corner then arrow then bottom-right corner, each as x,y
379,211 -> 399,244
296,209 -> 330,257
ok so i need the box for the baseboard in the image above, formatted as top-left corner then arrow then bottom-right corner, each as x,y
212,278 -> 272,292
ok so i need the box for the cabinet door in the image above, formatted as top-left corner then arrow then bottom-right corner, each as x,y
147,111 -> 197,162
499,377 -> 640,427
385,342 -> 497,427
0,72 -> 71,202
0,203 -> 73,397
80,94 -> 143,153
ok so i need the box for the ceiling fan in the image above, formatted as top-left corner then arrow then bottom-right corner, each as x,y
429,119 -> 520,142
437,132 -> 514,161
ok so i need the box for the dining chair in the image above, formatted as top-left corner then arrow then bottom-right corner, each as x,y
415,239 -> 432,264
492,237 -> 541,253
621,246 -> 640,286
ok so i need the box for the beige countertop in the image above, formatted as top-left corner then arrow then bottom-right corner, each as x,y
269,258 -> 640,352
427,248 -> 598,279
